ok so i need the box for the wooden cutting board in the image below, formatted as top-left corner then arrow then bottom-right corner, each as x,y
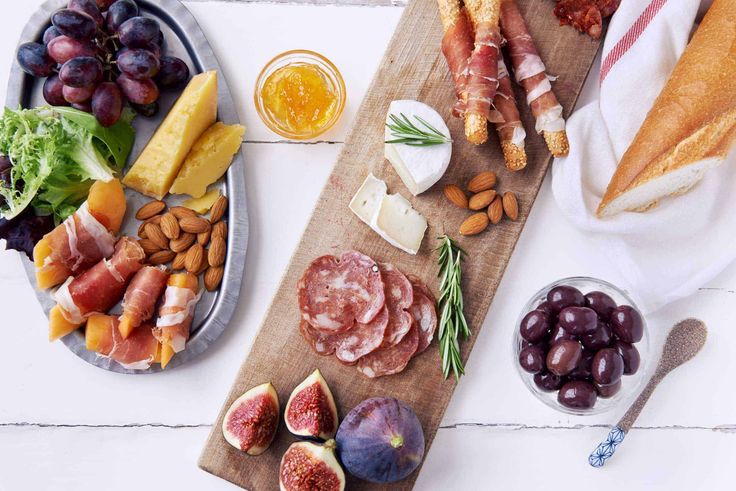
199,0 -> 601,488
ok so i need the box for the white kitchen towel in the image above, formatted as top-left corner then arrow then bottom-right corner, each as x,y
550,0 -> 736,314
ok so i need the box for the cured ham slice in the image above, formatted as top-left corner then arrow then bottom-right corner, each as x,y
379,263 -> 414,346
34,179 -> 126,289
86,314 -> 160,370
119,266 -> 170,339
500,0 -> 569,157
50,237 -> 145,339
298,251 -> 385,333
463,0 -> 502,145
357,323 -> 419,378
154,273 -> 199,369
554,0 -> 620,40
494,58 -> 528,170
438,0 -> 474,117
299,306 -> 389,364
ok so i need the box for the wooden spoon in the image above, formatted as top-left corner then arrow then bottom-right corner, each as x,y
588,318 -> 707,467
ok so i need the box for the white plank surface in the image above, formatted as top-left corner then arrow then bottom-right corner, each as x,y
1,1 -> 735,490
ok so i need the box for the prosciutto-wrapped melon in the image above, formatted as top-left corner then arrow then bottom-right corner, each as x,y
118,266 -> 170,339
154,272 -> 200,368
86,314 -> 161,370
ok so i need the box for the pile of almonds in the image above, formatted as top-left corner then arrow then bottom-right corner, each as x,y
444,171 -> 519,236
135,196 -> 228,291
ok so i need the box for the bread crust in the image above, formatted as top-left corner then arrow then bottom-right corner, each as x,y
597,0 -> 736,216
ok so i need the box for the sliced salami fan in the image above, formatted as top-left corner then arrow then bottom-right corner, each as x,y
299,307 -> 389,364
297,251 -> 385,333
357,323 -> 419,378
379,263 -> 414,346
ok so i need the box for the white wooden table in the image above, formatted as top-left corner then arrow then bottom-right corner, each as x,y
1,1 -> 734,490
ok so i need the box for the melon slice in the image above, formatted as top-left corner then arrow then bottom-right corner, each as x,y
49,305 -> 82,342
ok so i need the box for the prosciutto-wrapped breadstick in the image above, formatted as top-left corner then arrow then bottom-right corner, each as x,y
500,0 -> 569,156
118,266 -> 170,339
154,272 -> 199,369
554,0 -> 620,40
437,0 -> 474,117
49,237 -> 145,341
464,0 -> 502,145
494,58 -> 527,170
86,314 -> 161,370
33,179 -> 126,289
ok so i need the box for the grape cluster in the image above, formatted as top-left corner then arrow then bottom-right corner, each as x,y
17,0 -> 190,127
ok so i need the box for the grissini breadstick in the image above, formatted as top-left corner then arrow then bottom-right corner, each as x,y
494,58 -> 527,170
463,0 -> 502,145
500,0 -> 569,156
438,0 -> 474,117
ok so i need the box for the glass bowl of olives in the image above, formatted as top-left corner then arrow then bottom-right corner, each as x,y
514,277 -> 649,415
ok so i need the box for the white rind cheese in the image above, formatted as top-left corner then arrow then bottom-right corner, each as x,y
384,100 -> 452,196
349,174 -> 427,255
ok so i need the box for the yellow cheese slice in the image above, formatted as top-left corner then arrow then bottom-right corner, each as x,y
122,71 -> 218,199
170,122 -> 245,198
182,188 -> 221,214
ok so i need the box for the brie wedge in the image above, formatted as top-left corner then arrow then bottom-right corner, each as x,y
349,173 -> 427,255
384,100 -> 452,196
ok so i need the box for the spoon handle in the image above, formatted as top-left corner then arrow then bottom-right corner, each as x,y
588,372 -> 663,468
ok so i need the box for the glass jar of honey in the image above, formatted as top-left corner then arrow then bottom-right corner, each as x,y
254,50 -> 346,140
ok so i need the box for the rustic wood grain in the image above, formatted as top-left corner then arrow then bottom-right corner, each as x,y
199,0 -> 601,489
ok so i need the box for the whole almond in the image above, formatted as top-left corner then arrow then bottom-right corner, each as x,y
212,221 -> 228,240
209,195 -> 228,223
138,238 -> 162,255
135,200 -> 166,220
444,184 -> 468,209
195,257 -> 209,275
502,191 -> 519,221
488,196 -> 504,224
459,213 -> 489,235
468,189 -> 497,211
208,236 -> 226,267
169,206 -> 197,219
204,266 -> 224,291
185,243 -> 205,274
170,232 -> 196,253
144,223 -> 169,249
172,251 -> 187,270
149,250 -> 175,265
138,221 -> 147,238
179,216 -> 210,234
160,213 -> 180,240
197,229 -> 211,246
468,171 -> 497,193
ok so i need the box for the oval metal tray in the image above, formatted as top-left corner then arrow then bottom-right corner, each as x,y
5,0 -> 249,374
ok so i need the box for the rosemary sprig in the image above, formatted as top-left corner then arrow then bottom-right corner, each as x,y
436,235 -> 470,380
385,112 -> 452,147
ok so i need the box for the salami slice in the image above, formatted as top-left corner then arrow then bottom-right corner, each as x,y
409,290 -> 438,355
298,251 -> 385,333
300,307 -> 389,364
406,274 -> 436,303
379,263 -> 414,346
356,323 -> 419,378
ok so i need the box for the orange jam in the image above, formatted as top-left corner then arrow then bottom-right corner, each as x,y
260,62 -> 338,137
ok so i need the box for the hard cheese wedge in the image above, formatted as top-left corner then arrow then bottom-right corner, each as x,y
170,122 -> 245,198
384,100 -> 451,196
183,188 -> 222,214
349,173 -> 427,255
122,71 -> 218,199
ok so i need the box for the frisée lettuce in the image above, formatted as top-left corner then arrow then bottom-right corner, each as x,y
0,106 -> 134,223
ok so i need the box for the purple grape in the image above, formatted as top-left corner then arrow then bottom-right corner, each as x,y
62,84 -> 95,103
154,30 -> 164,48
130,101 -> 158,117
105,0 -> 138,33
155,56 -> 189,88
47,35 -> 96,64
43,75 -> 69,106
118,17 -> 160,48
71,100 -> 92,112
91,82 -> 123,127
16,42 -> 55,77
59,56 -> 102,88
117,48 -> 159,79
43,26 -> 62,45
95,0 -> 116,12
68,0 -> 103,26
116,73 -> 158,104
52,9 -> 97,40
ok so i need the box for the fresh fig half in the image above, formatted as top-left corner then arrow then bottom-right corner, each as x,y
336,397 -> 425,483
285,369 -> 338,439
222,382 -> 279,456
279,440 -> 346,491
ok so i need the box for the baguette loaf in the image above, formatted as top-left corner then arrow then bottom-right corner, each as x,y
597,0 -> 736,217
